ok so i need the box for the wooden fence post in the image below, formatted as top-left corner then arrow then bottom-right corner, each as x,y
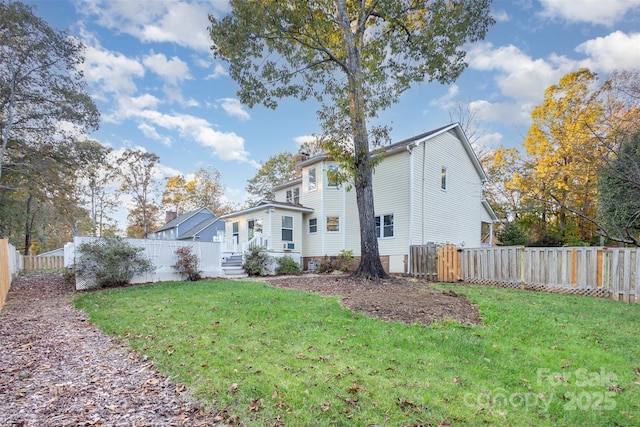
1,239 -> 11,310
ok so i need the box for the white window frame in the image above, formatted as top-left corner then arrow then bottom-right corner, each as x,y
286,187 -> 300,204
282,215 -> 293,242
375,214 -> 394,238
441,167 -> 447,190
308,168 -> 317,192
326,216 -> 340,233
308,217 -> 318,234
327,164 -> 339,188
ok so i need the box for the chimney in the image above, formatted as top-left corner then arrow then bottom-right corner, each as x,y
165,211 -> 177,223
294,152 -> 309,179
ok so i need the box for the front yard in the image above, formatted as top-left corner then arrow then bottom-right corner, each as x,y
74,276 -> 640,426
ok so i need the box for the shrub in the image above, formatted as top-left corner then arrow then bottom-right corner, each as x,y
316,250 -> 355,274
172,246 -> 202,281
275,255 -> 301,275
243,247 -> 270,276
75,237 -> 154,288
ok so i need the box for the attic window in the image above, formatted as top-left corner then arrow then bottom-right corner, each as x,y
441,167 -> 447,190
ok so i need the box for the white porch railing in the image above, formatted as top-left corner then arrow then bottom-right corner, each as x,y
243,232 -> 266,252
219,232 -> 270,254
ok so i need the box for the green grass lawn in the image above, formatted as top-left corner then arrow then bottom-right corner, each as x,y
74,280 -> 640,426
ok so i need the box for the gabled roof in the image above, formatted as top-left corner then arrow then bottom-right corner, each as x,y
482,200 -> 499,222
274,123 -> 487,189
153,207 -> 214,233
384,123 -> 487,182
177,216 -> 224,240
221,200 -> 314,219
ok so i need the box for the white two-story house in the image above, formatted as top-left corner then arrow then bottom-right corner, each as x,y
220,123 -> 497,274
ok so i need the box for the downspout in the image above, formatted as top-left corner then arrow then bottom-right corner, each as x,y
407,144 -> 414,273
422,141 -> 426,245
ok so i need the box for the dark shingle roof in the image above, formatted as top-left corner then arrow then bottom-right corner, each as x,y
153,207 -> 213,233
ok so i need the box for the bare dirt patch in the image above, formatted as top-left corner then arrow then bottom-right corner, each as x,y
0,272 -> 479,426
265,274 -> 481,326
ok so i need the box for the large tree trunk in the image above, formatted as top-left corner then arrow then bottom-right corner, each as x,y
337,0 -> 388,279
23,194 -> 33,255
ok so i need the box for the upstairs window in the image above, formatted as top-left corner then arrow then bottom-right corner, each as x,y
308,168 -> 317,191
441,167 -> 447,190
327,164 -> 339,188
286,187 -> 300,204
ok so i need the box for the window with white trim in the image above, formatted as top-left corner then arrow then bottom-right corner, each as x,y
232,221 -> 239,243
326,216 -> 339,232
327,164 -> 339,188
286,187 -> 300,204
282,216 -> 293,241
375,214 -> 394,238
441,167 -> 447,190
308,168 -> 317,191
308,218 -> 318,234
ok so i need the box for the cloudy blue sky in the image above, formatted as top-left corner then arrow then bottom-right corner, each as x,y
26,0 -> 640,212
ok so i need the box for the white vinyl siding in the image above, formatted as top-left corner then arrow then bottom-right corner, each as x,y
412,130 -> 484,248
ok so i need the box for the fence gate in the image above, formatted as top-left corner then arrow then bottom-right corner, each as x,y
410,244 -> 438,280
438,245 -> 461,282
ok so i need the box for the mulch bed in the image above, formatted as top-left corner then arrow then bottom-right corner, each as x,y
0,272 -> 480,426
265,274 -> 481,326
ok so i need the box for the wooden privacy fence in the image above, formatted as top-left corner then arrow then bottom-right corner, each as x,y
1,240 -> 11,310
23,255 -> 64,271
410,245 -> 461,282
460,246 -> 640,303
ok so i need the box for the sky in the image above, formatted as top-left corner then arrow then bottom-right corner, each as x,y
24,0 -> 640,218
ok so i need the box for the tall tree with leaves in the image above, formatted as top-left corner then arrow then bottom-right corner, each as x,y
513,69 -> 606,244
162,175 -> 190,214
187,167 -> 226,215
210,0 -> 494,278
0,1 -> 99,181
598,129 -> 640,245
77,141 -> 119,237
246,152 -> 297,204
117,149 -> 160,238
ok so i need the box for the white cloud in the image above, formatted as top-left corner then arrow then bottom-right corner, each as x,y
206,62 -> 229,79
470,99 -> 534,126
77,0 -> 229,51
143,52 -> 191,85
492,9 -> 510,23
576,31 -> 640,72
131,109 -> 258,167
539,0 -> 640,26
218,98 -> 250,121
138,123 -> 172,146
429,84 -> 459,108
293,135 -> 316,146
467,43 -> 574,103
80,41 -> 145,95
